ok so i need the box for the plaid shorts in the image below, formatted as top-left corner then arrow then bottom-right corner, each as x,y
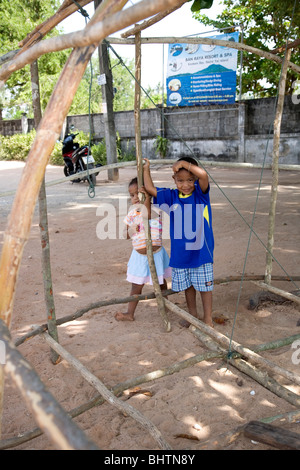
172,263 -> 214,292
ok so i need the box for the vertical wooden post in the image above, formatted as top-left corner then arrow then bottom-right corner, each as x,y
0,0 -> 129,436
134,33 -> 170,332
265,48 -> 292,284
95,0 -> 119,182
134,32 -> 143,189
30,60 -> 60,364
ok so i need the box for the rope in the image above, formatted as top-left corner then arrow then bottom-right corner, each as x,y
226,0 -> 299,360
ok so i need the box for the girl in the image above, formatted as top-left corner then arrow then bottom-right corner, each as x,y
115,177 -> 171,321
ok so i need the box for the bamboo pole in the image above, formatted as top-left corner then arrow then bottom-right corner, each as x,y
0,0 -> 192,85
134,31 -> 170,331
18,0 -> 92,51
14,275 -> 300,347
106,37 -> 300,75
0,320 -> 99,449
0,0 -> 133,439
135,31 -> 143,188
0,0 -> 124,329
252,281 -> 300,306
41,331 -> 172,450
121,0 -> 187,38
3,327 -> 300,449
30,60 -> 60,365
165,299 -> 300,387
265,47 -> 292,285
0,348 -> 221,449
190,327 -> 300,409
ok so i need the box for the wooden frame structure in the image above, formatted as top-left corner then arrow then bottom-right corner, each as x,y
0,0 -> 299,450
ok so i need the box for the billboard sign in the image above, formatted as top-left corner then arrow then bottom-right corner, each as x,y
166,32 -> 239,107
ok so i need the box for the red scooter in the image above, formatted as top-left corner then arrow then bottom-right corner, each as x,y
62,133 -> 100,185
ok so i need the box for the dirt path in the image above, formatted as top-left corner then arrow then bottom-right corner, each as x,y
0,161 -> 299,450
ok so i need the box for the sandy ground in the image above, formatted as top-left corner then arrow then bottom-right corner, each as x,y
0,160 -> 300,451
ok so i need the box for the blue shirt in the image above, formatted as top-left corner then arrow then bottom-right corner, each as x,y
153,181 -> 214,268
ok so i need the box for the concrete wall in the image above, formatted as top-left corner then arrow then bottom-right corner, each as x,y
1,96 -> 299,165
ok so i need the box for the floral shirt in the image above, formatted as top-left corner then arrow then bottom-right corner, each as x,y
124,208 -> 162,251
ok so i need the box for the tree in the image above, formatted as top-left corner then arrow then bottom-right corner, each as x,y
69,55 -> 136,115
0,0 -> 69,118
193,0 -> 300,98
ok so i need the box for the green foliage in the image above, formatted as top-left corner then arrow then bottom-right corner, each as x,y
193,0 -> 300,97
49,141 -> 64,166
155,136 -> 169,158
69,56 -> 136,115
91,140 -> 107,166
0,0 -> 68,118
0,130 -> 36,161
0,130 -> 63,165
91,134 -> 136,166
188,0 -> 214,11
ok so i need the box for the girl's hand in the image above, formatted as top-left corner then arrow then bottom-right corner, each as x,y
139,185 -> 151,199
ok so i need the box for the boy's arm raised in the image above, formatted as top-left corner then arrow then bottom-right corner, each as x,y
143,159 -> 157,197
173,160 -> 209,193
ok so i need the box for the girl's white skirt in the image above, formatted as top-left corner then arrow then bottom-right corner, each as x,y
126,247 -> 172,285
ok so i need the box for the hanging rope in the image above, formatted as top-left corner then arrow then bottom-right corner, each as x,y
105,39 -> 299,293
105,17 -> 300,355
226,0 -> 298,360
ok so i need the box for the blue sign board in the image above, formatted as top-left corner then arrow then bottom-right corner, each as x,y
166,32 -> 239,107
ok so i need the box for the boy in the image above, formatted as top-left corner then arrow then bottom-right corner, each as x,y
143,157 -> 214,327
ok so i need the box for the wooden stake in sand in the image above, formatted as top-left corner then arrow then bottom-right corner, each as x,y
265,47 -> 292,284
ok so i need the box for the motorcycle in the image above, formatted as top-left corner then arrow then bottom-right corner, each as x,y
62,132 -> 101,185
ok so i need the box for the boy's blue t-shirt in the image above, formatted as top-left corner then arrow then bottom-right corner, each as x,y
153,181 -> 214,269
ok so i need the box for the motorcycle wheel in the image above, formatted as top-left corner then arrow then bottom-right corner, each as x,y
64,161 -> 74,177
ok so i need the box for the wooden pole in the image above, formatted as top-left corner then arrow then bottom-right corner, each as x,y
134,31 -> 143,188
18,0 -> 92,51
252,281 -> 300,306
0,320 -> 99,449
42,331 -> 172,450
30,60 -> 60,365
121,0 -> 187,38
134,31 -> 170,331
164,299 -> 300,387
0,348 -> 221,449
0,0 -> 132,438
94,0 -> 119,184
0,1 -> 196,85
265,47 -> 292,284
190,326 -> 300,409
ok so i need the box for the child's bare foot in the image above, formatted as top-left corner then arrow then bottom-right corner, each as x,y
115,312 -> 134,322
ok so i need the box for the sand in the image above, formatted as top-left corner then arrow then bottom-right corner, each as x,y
0,161 -> 299,451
